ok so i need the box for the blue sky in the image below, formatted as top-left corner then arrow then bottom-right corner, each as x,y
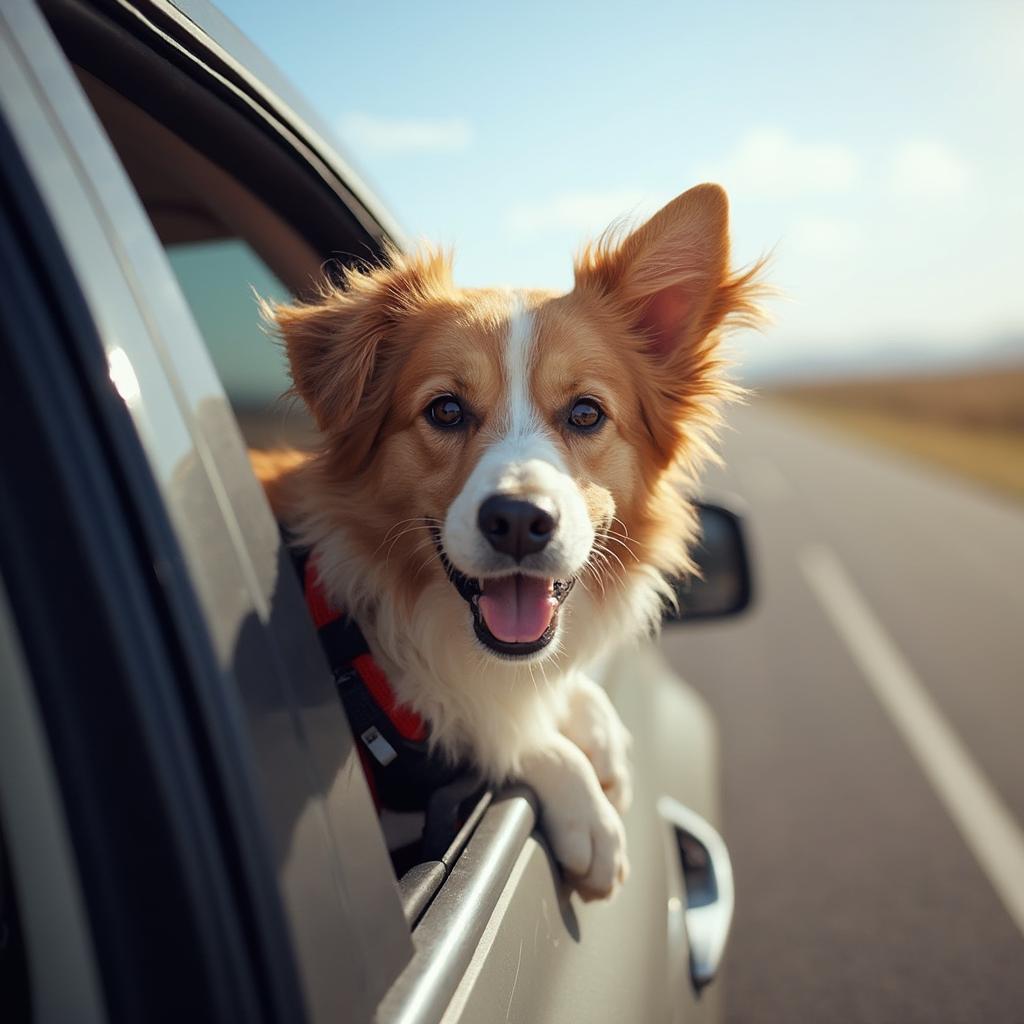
218,0 -> 1024,374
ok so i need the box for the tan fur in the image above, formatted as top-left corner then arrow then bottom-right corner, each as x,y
249,447 -> 310,516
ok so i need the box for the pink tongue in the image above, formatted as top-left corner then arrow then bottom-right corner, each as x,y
479,575 -> 557,644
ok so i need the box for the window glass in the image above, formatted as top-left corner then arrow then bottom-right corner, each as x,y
166,238 -> 288,406
164,239 -> 302,447
70,68 -> 320,449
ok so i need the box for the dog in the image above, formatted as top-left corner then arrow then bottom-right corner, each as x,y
256,183 -> 764,899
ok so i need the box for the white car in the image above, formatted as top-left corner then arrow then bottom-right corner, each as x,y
0,2 -> 752,1021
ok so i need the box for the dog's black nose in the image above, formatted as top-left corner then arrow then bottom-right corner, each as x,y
478,495 -> 558,561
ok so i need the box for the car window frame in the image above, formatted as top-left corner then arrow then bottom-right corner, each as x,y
0,573 -> 106,1024
0,105 -> 284,1022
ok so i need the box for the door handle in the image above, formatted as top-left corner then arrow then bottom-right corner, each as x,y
658,796 -> 735,992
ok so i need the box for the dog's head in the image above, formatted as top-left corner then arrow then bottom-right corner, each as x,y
273,184 -> 764,669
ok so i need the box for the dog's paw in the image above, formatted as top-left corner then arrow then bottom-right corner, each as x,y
544,784 -> 630,900
520,733 -> 630,900
561,675 -> 634,814
579,720 -> 633,816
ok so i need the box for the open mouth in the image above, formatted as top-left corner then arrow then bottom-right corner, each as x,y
436,541 -> 576,658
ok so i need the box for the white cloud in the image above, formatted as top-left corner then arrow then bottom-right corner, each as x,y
700,127 -> 861,199
790,216 -> 863,259
337,113 -> 472,154
504,188 -> 650,238
890,140 -> 970,199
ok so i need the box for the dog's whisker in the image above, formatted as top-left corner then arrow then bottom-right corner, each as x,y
385,523 -> 437,545
376,520 -> 440,561
412,547 -> 442,581
411,557 -> 437,580
584,553 -> 609,596
601,534 -> 641,564
537,657 -> 552,692
603,526 -> 638,546
588,547 -> 611,578
599,523 -> 641,563
590,543 -> 628,590
408,536 -> 441,559
376,515 -> 437,549
381,523 -> 439,570
526,660 -> 540,697
595,557 -> 627,591
610,515 -> 634,540
374,521 -> 437,562
595,542 -> 630,581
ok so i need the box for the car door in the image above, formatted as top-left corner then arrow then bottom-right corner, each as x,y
2,2 -> 726,1021
0,4 -> 411,1022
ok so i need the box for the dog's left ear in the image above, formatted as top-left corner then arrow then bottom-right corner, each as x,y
575,183 -> 762,358
574,184 -> 765,460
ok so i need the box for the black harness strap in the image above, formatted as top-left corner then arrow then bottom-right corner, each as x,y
322,620 -> 466,811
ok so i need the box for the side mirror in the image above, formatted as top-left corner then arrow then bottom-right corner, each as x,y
663,500 -> 753,624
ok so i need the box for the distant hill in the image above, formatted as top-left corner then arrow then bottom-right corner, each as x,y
735,332 -> 1024,385
765,365 -> 1024,500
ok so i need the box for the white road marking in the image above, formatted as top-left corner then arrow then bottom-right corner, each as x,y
800,543 -> 1024,938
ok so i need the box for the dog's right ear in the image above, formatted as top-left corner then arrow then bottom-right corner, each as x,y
264,247 -> 453,435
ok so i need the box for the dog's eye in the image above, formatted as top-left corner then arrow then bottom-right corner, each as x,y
427,395 -> 464,428
568,399 -> 604,432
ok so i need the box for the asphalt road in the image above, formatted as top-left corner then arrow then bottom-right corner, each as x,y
659,402 -> 1024,1024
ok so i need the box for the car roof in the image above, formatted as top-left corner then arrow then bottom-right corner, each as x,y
164,0 -> 407,250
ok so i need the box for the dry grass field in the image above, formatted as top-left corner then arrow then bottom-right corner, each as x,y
768,367 -> 1024,502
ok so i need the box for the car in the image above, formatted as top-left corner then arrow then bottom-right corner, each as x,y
0,2 -> 752,1021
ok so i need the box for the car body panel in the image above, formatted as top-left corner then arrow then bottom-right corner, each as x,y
0,580 -> 108,1024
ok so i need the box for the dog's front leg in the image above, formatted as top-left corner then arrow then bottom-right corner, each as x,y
558,672 -> 634,815
519,732 -> 629,900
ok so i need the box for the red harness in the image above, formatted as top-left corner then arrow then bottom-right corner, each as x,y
302,560 -> 473,813
303,561 -> 427,742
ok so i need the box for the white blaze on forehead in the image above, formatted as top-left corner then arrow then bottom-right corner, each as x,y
497,294 -> 562,468
502,295 -> 543,438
